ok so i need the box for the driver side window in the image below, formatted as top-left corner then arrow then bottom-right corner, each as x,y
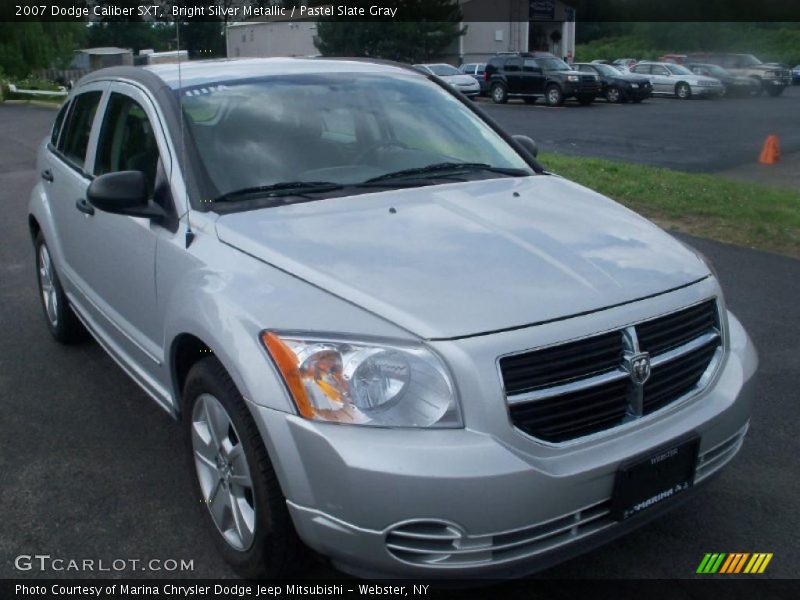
94,93 -> 161,198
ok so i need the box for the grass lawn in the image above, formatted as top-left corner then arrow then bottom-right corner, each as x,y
539,152 -> 800,259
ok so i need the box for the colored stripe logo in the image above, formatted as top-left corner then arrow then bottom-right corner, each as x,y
697,553 -> 773,574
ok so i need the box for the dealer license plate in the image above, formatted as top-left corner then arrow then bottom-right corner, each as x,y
610,435 -> 700,521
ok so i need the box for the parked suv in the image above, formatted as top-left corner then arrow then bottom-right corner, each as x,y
687,53 -> 792,96
485,52 -> 601,106
30,58 -> 756,579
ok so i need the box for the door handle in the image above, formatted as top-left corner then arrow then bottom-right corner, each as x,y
41,169 -> 54,182
75,198 -> 95,216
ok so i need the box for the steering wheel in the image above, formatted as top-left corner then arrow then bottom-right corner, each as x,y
353,141 -> 408,165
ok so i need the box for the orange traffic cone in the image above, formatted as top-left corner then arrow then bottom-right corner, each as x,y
758,134 -> 781,165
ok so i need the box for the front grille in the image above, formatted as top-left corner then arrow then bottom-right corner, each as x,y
503,300 -> 722,443
638,300 -> 718,354
500,331 -> 623,395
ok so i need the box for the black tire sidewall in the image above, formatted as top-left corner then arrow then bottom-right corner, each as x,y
182,356 -> 301,578
34,232 -> 84,344
491,83 -> 507,103
545,85 -> 563,106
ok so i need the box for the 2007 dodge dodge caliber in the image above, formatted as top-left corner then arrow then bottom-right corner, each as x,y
29,58 -> 757,578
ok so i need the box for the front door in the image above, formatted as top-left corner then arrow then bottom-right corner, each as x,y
71,83 -> 174,368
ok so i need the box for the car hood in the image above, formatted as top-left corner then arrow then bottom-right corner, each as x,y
215,176 -> 710,340
684,74 -> 720,84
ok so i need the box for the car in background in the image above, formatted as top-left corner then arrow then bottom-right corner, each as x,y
574,62 -> 652,103
686,53 -> 791,96
485,52 -> 600,106
590,59 -> 611,65
792,65 -> 800,85
612,58 -> 638,71
413,63 -> 481,97
631,61 -> 724,99
686,63 -> 761,96
459,62 -> 488,95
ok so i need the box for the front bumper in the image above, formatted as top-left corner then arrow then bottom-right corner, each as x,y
248,309 -> 757,578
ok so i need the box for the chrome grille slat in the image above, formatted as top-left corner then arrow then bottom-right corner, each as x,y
504,299 -> 722,443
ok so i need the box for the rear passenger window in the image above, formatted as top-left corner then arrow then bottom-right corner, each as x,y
505,58 -> 522,72
59,91 -> 102,167
50,100 -> 71,147
95,93 -> 161,197
633,65 -> 650,74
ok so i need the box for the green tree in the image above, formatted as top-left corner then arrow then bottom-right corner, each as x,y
314,0 -> 465,63
0,23 -> 86,78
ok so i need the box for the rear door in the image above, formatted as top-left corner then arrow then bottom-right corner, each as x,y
503,57 -> 524,93
649,65 -> 673,93
46,84 -> 107,297
523,58 -> 546,93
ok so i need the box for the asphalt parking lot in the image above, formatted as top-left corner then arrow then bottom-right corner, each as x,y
0,101 -> 798,580
480,86 -> 800,172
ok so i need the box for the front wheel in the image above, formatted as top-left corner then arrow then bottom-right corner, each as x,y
34,232 -> 86,344
544,84 -> 564,106
184,357 -> 303,578
604,86 -> 622,103
676,82 -> 692,99
491,83 -> 508,104
766,86 -> 785,97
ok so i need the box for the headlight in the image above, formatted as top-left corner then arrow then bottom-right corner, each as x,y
566,74 -> 580,82
261,332 -> 462,428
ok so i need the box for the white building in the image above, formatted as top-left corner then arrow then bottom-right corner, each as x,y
226,1 -> 576,65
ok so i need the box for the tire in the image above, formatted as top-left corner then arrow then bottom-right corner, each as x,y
675,82 -> 691,99
544,84 -> 564,106
604,86 -> 622,103
577,95 -> 595,106
766,86 -> 785,97
183,356 -> 303,578
34,232 -> 86,344
490,83 -> 508,104
522,97 -> 537,104
751,78 -> 764,96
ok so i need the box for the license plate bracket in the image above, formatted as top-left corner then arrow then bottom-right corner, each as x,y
611,434 -> 700,521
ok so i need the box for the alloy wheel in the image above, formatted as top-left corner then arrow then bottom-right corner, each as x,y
606,87 -> 621,103
38,244 -> 58,327
192,393 -> 256,551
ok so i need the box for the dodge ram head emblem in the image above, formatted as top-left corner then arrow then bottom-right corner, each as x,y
626,352 -> 652,386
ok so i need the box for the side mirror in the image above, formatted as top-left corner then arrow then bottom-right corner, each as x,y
87,171 -> 165,219
513,134 -> 538,158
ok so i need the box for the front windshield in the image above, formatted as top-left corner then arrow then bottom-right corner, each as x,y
593,64 -> 621,76
666,64 -> 693,75
704,64 -> 727,76
180,73 -> 532,201
536,58 -> 571,71
739,54 -> 762,66
426,64 -> 460,76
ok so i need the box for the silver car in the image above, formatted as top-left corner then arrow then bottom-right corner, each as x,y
414,63 -> 481,97
631,62 -> 725,99
29,58 -> 756,578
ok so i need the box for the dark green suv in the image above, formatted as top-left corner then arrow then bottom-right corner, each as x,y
485,52 -> 601,106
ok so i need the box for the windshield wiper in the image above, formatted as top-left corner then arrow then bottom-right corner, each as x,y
361,162 -> 530,185
212,181 -> 343,204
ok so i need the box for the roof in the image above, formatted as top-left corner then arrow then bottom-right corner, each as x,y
140,57 -> 419,89
76,47 -> 132,55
